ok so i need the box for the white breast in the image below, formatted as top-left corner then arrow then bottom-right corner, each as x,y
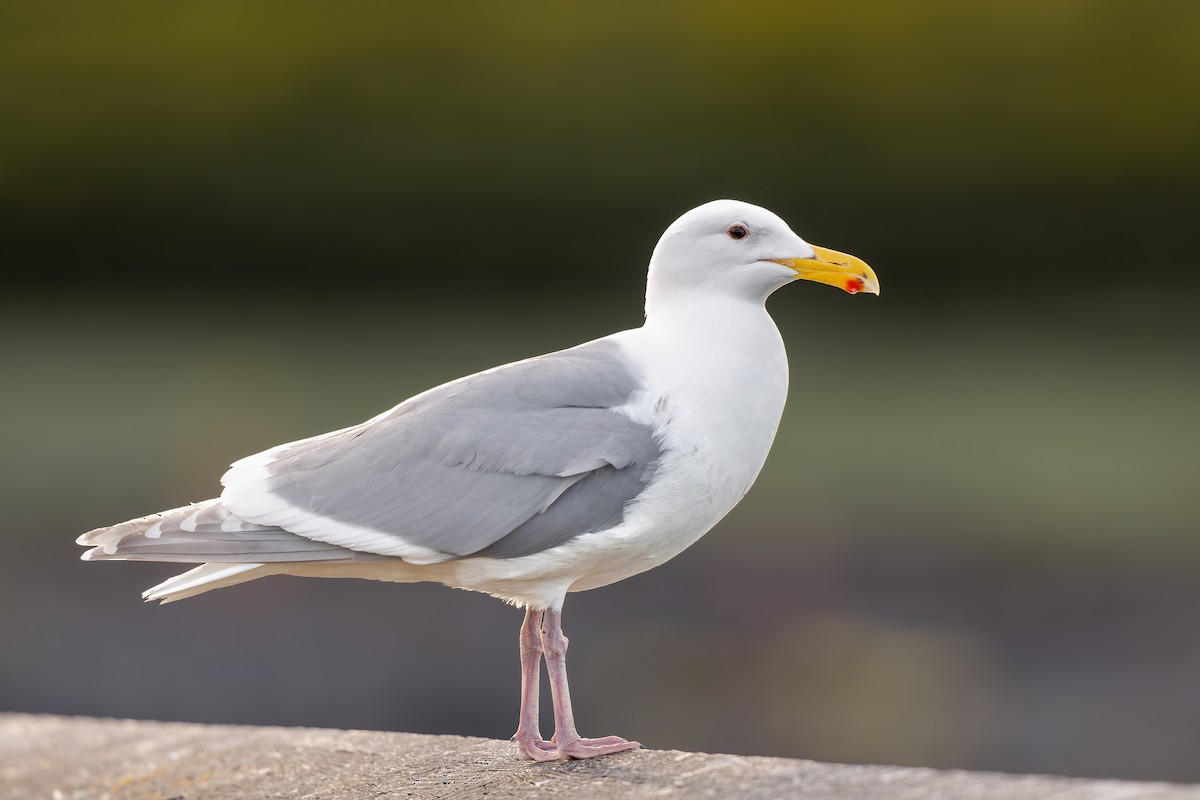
585,299 -> 789,579
448,295 -> 790,607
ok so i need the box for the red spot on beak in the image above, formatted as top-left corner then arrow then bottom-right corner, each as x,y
846,277 -> 864,294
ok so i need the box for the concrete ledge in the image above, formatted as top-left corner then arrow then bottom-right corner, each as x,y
2,713 -> 1197,799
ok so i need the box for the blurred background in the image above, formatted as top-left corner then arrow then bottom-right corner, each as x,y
2,0 -> 1198,783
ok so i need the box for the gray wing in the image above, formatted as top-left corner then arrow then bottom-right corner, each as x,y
219,339 -> 662,562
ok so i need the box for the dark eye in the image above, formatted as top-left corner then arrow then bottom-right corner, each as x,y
726,224 -> 750,240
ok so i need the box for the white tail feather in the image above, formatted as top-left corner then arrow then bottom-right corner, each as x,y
143,563 -> 274,604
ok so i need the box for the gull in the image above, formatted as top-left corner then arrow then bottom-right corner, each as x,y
77,199 -> 878,761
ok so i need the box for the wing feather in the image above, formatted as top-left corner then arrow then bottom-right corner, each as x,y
220,339 -> 661,561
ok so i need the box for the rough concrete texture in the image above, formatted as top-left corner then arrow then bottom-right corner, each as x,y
2,713 -> 1198,800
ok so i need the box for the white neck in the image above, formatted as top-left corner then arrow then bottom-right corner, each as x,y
641,289 -> 783,362
621,290 -> 791,485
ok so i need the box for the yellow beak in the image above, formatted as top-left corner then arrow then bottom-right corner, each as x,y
767,246 -> 879,295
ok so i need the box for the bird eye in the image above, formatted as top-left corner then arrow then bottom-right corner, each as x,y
726,224 -> 750,240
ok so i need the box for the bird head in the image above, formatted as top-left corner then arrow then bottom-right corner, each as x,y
645,199 -> 878,313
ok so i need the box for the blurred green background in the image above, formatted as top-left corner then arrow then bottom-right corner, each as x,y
2,0 -> 1198,782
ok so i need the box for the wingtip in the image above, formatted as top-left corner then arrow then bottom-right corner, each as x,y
79,543 -> 119,559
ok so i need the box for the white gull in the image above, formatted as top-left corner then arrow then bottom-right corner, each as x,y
78,198 -> 879,760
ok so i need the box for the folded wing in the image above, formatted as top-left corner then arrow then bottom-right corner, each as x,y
219,339 -> 662,564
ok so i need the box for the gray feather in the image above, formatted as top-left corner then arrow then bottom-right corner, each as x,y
251,339 -> 662,559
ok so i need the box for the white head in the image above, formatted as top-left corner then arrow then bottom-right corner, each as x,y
645,199 -> 878,315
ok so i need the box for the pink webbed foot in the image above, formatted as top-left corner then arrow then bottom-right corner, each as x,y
515,732 -> 642,761
556,735 -> 643,759
514,733 -> 560,762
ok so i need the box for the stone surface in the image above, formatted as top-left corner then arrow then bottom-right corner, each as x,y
2,713 -> 1198,800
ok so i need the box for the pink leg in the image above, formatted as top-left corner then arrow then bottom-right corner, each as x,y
512,608 -> 558,761
539,608 -> 642,759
